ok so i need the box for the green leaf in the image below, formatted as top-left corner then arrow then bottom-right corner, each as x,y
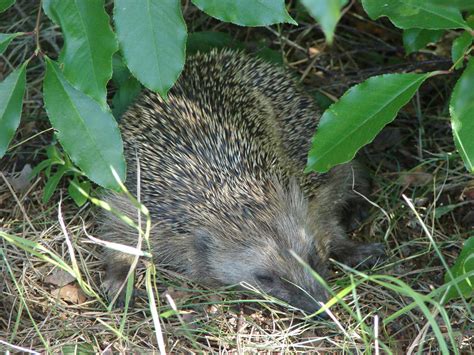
361,0 -> 469,30
0,32 -> 23,55
187,32 -> 281,63
191,0 -> 296,26
402,29 -> 444,54
434,204 -> 459,219
112,75 -> 142,119
450,57 -> 474,173
0,0 -> 15,13
61,343 -> 95,355
46,144 -> 65,164
0,61 -> 27,158
43,58 -> 126,189
431,0 -> 474,11
111,54 -> 142,118
112,54 -> 131,87
312,91 -> 334,111
187,31 -> 235,55
29,158 -> 58,181
306,72 -> 431,173
451,32 -> 473,70
68,177 -> 91,207
443,236 -> 474,302
300,0 -> 348,44
43,0 -> 117,107
114,0 -> 187,97
42,165 -> 68,204
254,47 -> 284,65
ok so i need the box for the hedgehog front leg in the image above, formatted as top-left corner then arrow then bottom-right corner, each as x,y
305,161 -> 372,229
310,200 -> 386,270
326,164 -> 386,267
329,235 -> 386,269
334,161 -> 372,231
102,250 -> 136,308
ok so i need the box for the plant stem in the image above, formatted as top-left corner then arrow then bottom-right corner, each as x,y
34,0 -> 43,56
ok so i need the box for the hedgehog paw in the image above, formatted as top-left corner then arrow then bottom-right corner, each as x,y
349,242 -> 386,269
344,200 -> 370,231
103,267 -> 136,308
331,241 -> 386,269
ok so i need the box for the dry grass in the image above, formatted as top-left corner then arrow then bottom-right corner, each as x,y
1,1 -> 473,353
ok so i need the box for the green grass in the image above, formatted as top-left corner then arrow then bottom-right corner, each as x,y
0,1 -> 472,353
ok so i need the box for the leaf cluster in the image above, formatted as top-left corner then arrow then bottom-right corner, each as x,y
0,0 -> 299,192
0,0 -> 472,310
307,0 -> 474,174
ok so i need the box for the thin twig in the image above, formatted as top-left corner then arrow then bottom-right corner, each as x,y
406,308 -> 440,355
0,338 -> 40,354
0,172 -> 37,232
34,0 -> 43,56
374,314 -> 380,355
7,127 -> 54,151
265,26 -> 306,53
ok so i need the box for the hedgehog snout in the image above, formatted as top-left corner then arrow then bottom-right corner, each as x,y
287,285 -> 330,317
253,265 -> 330,316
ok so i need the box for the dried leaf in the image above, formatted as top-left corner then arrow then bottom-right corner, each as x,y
51,284 -> 86,304
461,180 -> 474,201
6,164 -> 32,192
162,286 -> 191,304
44,268 -> 75,287
399,169 -> 433,187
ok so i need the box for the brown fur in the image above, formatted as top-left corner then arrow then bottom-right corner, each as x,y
100,49 -> 385,313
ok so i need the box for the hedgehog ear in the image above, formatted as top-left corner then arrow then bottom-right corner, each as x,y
193,228 -> 214,255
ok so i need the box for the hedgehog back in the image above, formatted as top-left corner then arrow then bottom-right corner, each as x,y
119,50 -> 320,237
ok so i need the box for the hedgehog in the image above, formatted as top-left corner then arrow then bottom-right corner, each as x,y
100,49 -> 385,314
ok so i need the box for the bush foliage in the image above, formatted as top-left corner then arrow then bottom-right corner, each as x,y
0,0 -> 473,186
0,1 -> 472,342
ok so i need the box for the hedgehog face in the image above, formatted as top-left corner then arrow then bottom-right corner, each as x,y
193,180 -> 331,314
250,243 -> 331,315
195,215 -> 330,315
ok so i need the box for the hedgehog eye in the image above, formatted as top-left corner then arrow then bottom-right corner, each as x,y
255,274 -> 275,284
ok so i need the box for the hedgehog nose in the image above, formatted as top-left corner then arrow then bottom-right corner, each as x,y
301,302 -> 328,320
309,308 -> 328,320
292,294 -> 328,319
293,287 -> 331,319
